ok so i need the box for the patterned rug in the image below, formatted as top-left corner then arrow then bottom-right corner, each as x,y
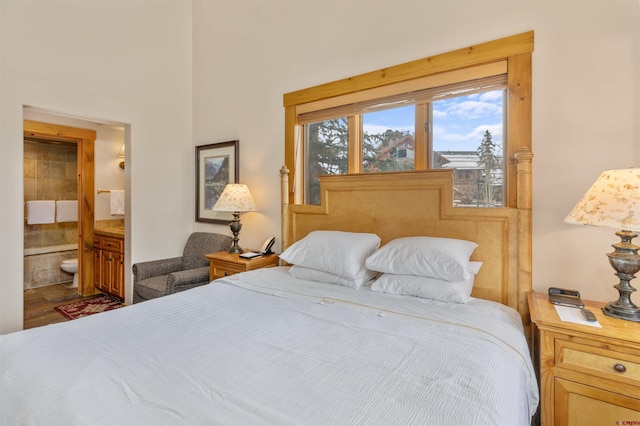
55,294 -> 124,320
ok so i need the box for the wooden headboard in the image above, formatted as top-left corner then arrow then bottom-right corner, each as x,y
280,148 -> 533,323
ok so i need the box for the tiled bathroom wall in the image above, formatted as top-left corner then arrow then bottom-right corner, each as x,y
24,139 -> 78,249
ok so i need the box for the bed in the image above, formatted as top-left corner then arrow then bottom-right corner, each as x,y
0,149 -> 537,425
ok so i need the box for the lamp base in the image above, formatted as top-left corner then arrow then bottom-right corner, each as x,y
228,244 -> 243,254
603,301 -> 640,322
603,230 -> 640,322
228,211 -> 244,254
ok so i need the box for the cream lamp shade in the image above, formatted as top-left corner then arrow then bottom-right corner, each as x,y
564,168 -> 640,322
564,168 -> 640,231
213,184 -> 258,253
213,184 -> 258,213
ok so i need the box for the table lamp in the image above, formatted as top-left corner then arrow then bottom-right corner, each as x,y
213,184 -> 258,253
564,168 -> 640,321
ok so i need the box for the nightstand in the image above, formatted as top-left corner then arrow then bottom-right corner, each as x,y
528,291 -> 640,425
205,251 -> 279,280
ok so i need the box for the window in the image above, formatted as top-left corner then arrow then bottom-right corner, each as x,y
284,32 -> 533,208
433,89 -> 506,206
362,106 -> 415,173
304,118 -> 349,205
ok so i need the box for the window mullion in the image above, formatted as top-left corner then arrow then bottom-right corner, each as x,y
414,103 -> 428,170
348,115 -> 362,173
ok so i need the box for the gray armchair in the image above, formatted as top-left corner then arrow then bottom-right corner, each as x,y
132,232 -> 233,303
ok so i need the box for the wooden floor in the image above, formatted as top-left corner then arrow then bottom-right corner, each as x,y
23,283 -> 88,330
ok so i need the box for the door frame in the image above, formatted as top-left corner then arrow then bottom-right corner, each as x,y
24,120 -> 98,297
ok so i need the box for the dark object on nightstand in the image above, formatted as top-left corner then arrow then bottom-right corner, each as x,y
548,287 -> 584,308
580,308 -> 597,322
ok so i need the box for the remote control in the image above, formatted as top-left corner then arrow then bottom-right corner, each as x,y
581,308 -> 597,322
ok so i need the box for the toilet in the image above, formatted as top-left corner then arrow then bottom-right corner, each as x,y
60,258 -> 79,288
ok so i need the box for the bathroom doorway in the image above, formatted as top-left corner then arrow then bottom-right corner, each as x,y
24,137 -> 80,290
23,120 -> 98,298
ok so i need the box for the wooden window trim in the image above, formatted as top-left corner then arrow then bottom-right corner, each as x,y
283,31 -> 533,208
295,61 -> 507,119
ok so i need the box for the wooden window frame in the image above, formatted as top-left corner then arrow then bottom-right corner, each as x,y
283,31 -> 533,208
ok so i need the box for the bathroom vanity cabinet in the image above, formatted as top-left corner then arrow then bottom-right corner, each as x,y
94,232 -> 124,300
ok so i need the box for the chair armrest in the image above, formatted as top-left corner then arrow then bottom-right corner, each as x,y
167,267 -> 211,292
133,257 -> 183,283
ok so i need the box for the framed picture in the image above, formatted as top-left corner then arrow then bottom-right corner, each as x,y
196,140 -> 239,223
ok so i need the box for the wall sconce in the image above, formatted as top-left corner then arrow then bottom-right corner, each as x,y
213,184 -> 258,253
565,168 -> 640,322
118,144 -> 125,169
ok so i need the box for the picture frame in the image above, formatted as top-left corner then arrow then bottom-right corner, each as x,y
196,140 -> 239,224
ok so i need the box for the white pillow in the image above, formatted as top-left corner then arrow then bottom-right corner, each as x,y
365,236 -> 478,281
371,272 -> 477,304
289,265 -> 379,289
279,230 -> 381,279
467,261 -> 483,275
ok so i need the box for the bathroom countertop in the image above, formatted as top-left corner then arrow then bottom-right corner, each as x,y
94,227 -> 125,239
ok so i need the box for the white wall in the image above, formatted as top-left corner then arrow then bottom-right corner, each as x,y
0,1 -> 193,333
192,0 -> 639,303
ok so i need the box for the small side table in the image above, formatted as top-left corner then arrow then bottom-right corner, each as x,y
205,251 -> 279,281
528,291 -> 640,425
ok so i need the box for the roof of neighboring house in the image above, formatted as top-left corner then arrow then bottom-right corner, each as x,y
438,151 -> 480,169
375,137 -> 503,176
377,135 -> 414,160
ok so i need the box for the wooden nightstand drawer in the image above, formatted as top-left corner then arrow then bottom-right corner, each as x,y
556,339 -> 640,387
211,263 -> 244,279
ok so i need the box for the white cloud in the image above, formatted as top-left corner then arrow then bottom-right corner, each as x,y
478,91 -> 503,102
434,123 -> 503,151
467,124 -> 503,146
447,100 -> 501,120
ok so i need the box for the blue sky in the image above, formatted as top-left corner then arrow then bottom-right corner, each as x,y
363,89 -> 504,152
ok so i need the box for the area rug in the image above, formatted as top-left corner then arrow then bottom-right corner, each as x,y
55,294 -> 124,320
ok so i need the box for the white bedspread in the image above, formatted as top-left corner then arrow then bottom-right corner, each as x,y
1,267 -> 538,425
